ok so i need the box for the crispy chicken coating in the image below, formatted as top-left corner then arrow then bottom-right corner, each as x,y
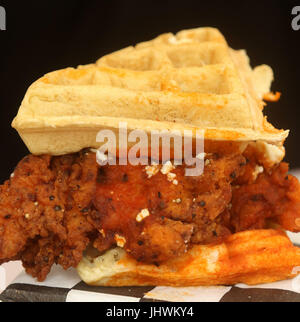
231,162 -> 300,232
0,149 -> 300,281
0,151 -> 97,280
92,153 -> 245,263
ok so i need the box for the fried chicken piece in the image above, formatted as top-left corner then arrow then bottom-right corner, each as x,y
1,148 -> 300,281
91,153 -> 245,263
231,162 -> 300,232
0,151 -> 244,278
0,151 -> 97,280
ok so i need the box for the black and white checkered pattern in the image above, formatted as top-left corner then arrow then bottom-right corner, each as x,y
1,265 -> 300,302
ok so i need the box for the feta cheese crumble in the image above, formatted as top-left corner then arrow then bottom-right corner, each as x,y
253,165 -> 264,180
114,234 -> 126,248
161,161 -> 175,175
136,208 -> 150,222
145,163 -> 160,178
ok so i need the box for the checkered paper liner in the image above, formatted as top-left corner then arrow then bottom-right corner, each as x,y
1,265 -> 300,302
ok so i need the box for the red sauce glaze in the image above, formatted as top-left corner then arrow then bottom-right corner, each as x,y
92,153 -> 245,263
231,162 -> 300,232
92,164 -> 195,263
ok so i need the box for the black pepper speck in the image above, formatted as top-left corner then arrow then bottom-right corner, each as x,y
230,171 -> 236,179
198,200 -> 206,207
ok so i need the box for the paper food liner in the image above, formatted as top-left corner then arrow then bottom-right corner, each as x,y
1,264 -> 300,302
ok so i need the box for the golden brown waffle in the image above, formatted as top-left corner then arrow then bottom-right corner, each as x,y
77,229 -> 300,286
12,27 -> 287,155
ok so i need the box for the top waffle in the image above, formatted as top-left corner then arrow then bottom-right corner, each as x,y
12,27 -> 288,155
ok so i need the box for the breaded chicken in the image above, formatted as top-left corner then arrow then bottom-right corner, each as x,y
0,150 -> 300,281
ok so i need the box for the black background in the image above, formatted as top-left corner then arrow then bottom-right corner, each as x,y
0,0 -> 299,182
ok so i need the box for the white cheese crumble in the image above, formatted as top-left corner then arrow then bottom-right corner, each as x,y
167,172 -> 176,181
145,163 -> 160,178
173,198 -> 182,204
253,165 -> 264,180
161,161 -> 175,174
114,234 -> 126,248
136,208 -> 150,222
167,173 -> 178,185
160,161 -> 178,185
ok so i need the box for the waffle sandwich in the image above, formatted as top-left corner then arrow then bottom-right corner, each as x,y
1,28 -> 300,286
